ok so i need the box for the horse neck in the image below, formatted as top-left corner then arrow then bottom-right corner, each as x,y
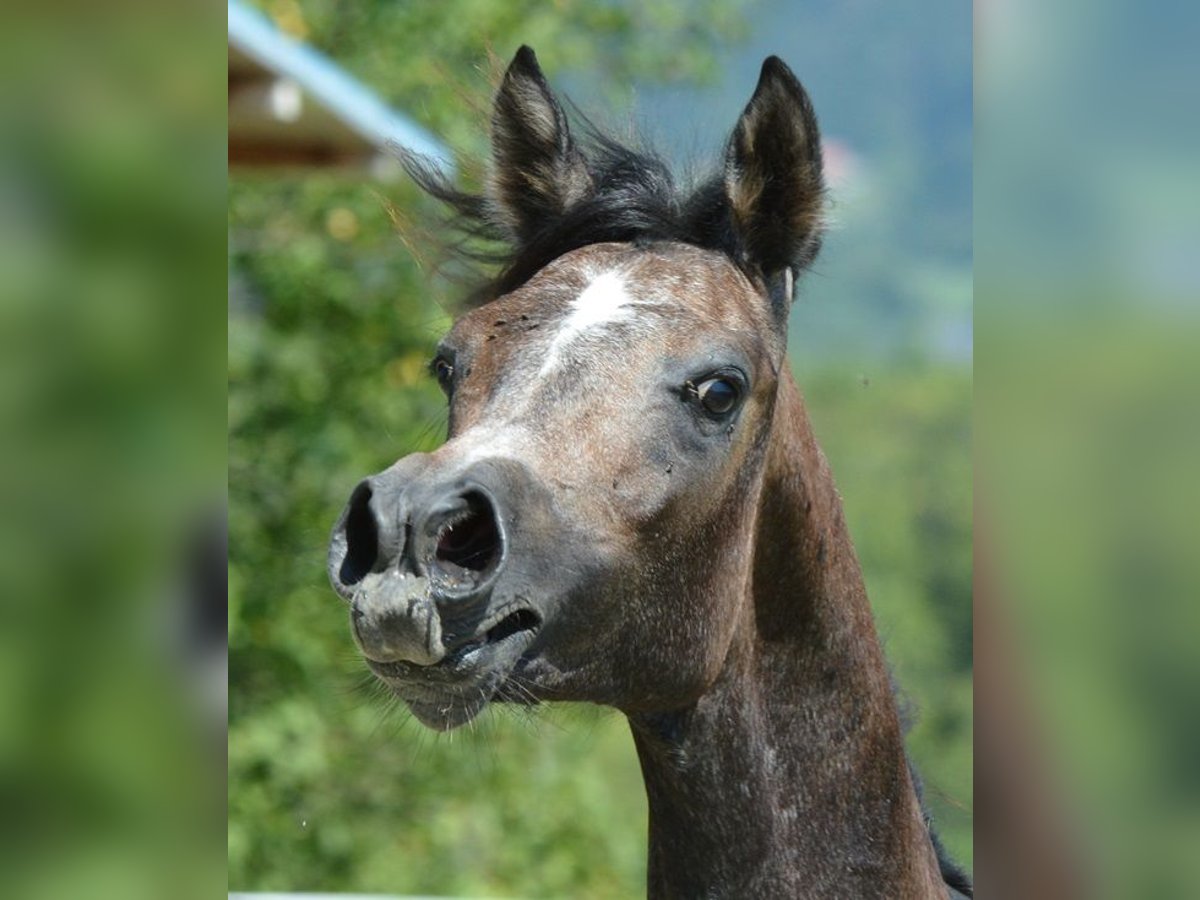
629,371 -> 945,898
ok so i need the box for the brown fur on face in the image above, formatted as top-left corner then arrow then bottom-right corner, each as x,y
429,242 -> 783,708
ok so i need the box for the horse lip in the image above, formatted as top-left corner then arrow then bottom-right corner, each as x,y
349,571 -> 444,665
470,601 -> 542,646
367,604 -> 541,676
365,607 -> 541,729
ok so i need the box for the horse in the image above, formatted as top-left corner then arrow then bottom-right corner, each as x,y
327,46 -> 971,899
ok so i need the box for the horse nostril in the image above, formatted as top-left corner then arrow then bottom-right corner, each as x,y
340,482 -> 379,586
431,490 -> 504,586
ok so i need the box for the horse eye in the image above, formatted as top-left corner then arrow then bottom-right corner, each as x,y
695,377 -> 740,415
432,358 -> 454,392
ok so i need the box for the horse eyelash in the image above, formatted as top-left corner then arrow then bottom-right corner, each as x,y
428,357 -> 452,379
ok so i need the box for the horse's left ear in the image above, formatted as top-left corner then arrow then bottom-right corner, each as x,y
725,57 -> 825,316
489,46 -> 593,244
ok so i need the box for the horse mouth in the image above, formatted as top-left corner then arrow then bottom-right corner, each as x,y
366,606 -> 542,730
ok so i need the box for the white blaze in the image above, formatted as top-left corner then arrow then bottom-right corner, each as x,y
450,426 -> 523,471
539,271 -> 637,375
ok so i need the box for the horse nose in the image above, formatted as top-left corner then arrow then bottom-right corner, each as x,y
328,464 -> 509,652
413,486 -> 507,602
328,478 -> 405,597
331,465 -> 508,607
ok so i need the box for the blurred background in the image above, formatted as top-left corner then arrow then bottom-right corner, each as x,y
227,0 -> 971,896
975,1 -> 1200,896
0,4 -> 226,900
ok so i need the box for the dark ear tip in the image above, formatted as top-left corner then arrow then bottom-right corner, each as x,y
761,56 -> 791,77
509,45 -> 542,76
754,55 -> 807,101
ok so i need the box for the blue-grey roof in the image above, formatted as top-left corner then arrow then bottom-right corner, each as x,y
228,0 -> 454,173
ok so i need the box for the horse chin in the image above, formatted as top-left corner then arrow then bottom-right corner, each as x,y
402,695 -> 490,732
368,621 -> 541,731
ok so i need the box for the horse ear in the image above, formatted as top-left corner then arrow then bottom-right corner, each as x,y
725,57 -> 825,313
489,46 -> 592,243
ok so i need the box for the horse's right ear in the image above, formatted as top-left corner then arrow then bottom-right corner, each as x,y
725,58 -> 825,318
489,46 -> 592,244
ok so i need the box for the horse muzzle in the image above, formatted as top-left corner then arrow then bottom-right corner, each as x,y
327,454 -> 546,728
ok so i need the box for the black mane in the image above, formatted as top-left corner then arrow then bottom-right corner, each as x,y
399,125 -> 747,307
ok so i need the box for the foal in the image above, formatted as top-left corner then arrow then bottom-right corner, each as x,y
328,47 -> 970,899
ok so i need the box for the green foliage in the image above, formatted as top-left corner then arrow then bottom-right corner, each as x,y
977,308 -> 1200,897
